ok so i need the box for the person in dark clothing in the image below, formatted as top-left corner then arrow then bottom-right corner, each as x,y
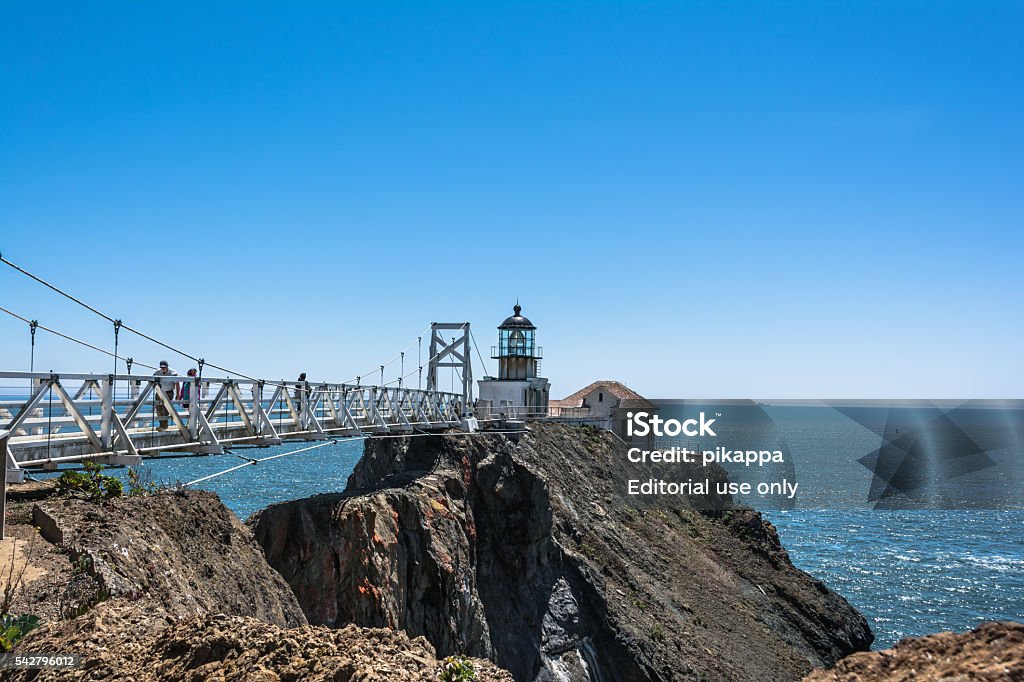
153,360 -> 179,430
294,372 -> 309,418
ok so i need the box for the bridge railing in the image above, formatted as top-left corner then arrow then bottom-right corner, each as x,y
474,403 -> 593,421
0,371 -> 463,470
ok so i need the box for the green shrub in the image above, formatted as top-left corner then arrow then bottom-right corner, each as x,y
0,613 -> 40,651
438,655 -> 477,681
55,461 -> 123,503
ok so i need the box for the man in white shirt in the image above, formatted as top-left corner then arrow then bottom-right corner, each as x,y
153,361 -> 180,431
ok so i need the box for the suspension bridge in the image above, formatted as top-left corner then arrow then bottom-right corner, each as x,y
0,253 -> 496,484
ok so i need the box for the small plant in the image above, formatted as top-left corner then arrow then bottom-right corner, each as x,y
438,655 -> 477,681
71,555 -> 93,576
55,461 -> 123,503
650,622 -> 666,642
126,465 -> 159,496
58,561 -> 110,621
60,587 -> 110,620
0,614 -> 39,651
58,581 -> 110,618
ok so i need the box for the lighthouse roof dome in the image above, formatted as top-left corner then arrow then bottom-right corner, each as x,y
499,304 -> 535,329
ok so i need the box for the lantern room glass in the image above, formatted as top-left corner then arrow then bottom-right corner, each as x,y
499,328 -> 535,357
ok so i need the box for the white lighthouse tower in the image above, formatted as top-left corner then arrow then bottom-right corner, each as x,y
477,304 -> 550,418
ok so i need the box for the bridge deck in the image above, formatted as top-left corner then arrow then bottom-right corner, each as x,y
1,371 -> 465,478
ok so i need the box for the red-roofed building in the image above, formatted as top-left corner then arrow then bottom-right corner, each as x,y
550,380 -> 659,441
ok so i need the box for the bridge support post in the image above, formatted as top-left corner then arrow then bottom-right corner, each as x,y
100,375 -> 113,450
1,429 -> 7,540
189,376 -> 201,440
4,446 -> 23,484
427,323 -> 474,419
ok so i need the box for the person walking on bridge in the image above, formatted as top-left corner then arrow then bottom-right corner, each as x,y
181,368 -> 198,410
153,361 -> 180,430
294,372 -> 309,421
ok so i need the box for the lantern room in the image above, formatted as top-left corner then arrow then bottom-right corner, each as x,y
493,304 -> 542,380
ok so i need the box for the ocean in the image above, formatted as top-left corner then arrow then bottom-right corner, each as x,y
29,403 -> 1024,650
768,508 -> 1024,648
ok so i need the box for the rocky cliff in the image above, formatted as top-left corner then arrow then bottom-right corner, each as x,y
803,621 -> 1024,681
8,490 -> 508,681
31,490 -> 306,626
250,422 -> 874,681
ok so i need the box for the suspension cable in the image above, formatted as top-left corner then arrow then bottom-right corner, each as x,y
1,253 -> 117,322
182,439 -> 342,487
339,324 -> 432,386
0,305 -> 158,370
382,327 -> 470,388
180,427 -> 528,488
29,319 -> 38,372
1,254 -> 257,380
469,327 -> 490,377
2,255 -> 467,391
112,319 -> 122,402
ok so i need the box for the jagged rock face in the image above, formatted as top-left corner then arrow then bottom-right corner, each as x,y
803,621 -> 1024,681
251,423 -> 873,681
33,490 -> 306,627
471,440 -> 643,681
249,479 -> 490,657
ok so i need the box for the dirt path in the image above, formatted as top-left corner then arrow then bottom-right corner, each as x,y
0,534 -> 47,588
1,501 -> 75,622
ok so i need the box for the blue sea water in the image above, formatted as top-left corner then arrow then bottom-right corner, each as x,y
767,509 -> 1024,648
655,402 -> 1024,647
120,439 -> 367,520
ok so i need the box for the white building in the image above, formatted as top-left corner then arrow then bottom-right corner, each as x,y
550,380 -> 658,442
476,304 -> 550,418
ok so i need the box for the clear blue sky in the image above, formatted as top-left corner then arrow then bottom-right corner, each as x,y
1,2 -> 1021,398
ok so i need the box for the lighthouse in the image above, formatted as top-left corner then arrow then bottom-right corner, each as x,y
477,304 -> 550,418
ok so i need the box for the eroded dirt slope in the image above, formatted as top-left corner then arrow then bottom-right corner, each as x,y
9,598 -> 512,682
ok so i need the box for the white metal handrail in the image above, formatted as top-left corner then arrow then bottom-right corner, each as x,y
1,370 -> 465,471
